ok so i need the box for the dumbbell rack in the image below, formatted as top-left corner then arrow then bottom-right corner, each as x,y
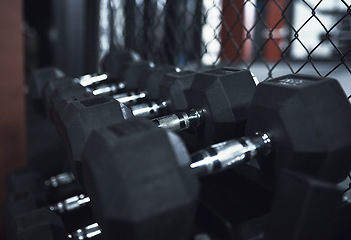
4,55 -> 351,240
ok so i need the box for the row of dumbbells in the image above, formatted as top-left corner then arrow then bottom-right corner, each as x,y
6,50 -> 351,239
4,169 -> 101,239
7,53 -> 258,239
30,53 -> 259,181
27,56 -> 261,240
5,51 -> 148,239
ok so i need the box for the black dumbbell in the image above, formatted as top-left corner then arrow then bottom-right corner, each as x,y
48,70 -> 192,184
186,74 -> 351,182
48,64 -> 175,125
81,74 -> 351,240
28,67 -> 65,115
152,68 -> 258,144
7,208 -> 102,240
29,48 -> 136,103
4,167 -> 86,223
55,68 -> 190,131
5,167 -> 76,192
58,68 -> 256,181
4,188 -> 91,233
120,70 -> 197,118
48,60 -> 156,109
42,61 -> 152,120
29,67 -> 65,102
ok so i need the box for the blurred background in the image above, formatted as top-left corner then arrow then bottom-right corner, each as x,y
25,0 -> 351,87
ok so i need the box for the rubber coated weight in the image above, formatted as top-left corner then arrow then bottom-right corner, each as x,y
184,67 -> 257,144
59,95 -> 133,180
82,118 -> 199,240
8,208 -> 66,240
245,74 -> 351,183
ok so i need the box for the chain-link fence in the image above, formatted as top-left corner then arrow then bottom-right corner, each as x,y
97,0 -> 351,83
96,0 -> 351,193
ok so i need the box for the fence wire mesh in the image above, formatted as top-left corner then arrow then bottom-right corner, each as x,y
98,0 -> 351,81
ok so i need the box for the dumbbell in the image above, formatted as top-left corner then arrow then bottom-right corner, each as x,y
29,67 -> 65,105
49,64 -> 176,125
46,68 -> 183,184
29,48 -> 137,103
4,188 -> 92,233
5,167 -> 79,206
47,60 -> 157,109
8,208 -> 102,240
54,66 -> 185,129
117,70 -> 196,118
5,167 -> 76,194
81,74 -> 351,240
152,68 -> 259,144
4,167 -> 88,224
115,66 -> 254,120
57,68 -> 257,181
5,71 -> 199,220
42,61 -> 154,121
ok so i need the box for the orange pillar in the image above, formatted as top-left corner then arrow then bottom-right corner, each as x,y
221,0 -> 245,62
0,0 -> 26,237
264,0 -> 287,61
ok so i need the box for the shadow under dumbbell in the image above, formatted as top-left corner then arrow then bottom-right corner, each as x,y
26,93 -> 69,178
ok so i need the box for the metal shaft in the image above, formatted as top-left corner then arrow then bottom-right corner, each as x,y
49,194 -> 90,213
152,109 -> 203,131
190,133 -> 272,176
131,100 -> 168,118
44,172 -> 75,189
113,90 -> 147,104
87,82 -> 125,95
77,73 -> 109,87
68,223 -> 102,239
74,73 -> 127,96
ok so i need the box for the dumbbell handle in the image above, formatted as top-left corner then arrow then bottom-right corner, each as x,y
73,73 -> 126,96
87,82 -> 125,95
130,100 -> 168,118
152,109 -> 203,131
44,172 -> 75,189
190,133 -> 272,176
113,90 -> 147,104
68,222 -> 102,239
76,73 -> 109,87
49,194 -> 90,213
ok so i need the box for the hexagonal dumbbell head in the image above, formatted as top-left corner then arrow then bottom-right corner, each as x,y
29,67 -> 65,101
137,65 -> 177,100
159,70 -> 196,113
245,74 -> 351,183
42,77 -> 77,119
4,188 -> 47,232
8,208 -> 67,240
28,67 -> 65,115
50,62 -> 154,122
50,84 -> 92,123
58,95 -> 133,180
82,118 -> 199,240
5,167 -> 43,193
118,61 -> 154,90
129,71 -> 197,119
101,46 -> 135,78
55,91 -> 94,127
185,67 -> 257,144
